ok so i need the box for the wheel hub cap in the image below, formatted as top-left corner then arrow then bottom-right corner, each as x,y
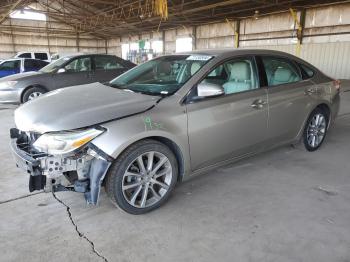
28,92 -> 43,101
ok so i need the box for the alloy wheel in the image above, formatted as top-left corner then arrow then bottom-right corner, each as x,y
122,151 -> 173,208
306,113 -> 327,148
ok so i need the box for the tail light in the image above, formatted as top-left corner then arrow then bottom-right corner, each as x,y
333,79 -> 341,91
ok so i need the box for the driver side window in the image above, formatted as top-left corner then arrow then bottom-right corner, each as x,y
201,57 -> 258,95
65,57 -> 91,72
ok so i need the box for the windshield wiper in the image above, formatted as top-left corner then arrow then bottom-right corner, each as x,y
108,83 -> 127,89
108,83 -> 167,97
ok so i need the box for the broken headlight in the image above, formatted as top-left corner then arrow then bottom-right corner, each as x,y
33,128 -> 104,155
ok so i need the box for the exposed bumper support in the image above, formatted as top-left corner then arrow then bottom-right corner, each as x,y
10,139 -> 46,192
10,128 -> 113,205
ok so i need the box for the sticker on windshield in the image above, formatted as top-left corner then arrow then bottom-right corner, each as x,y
186,55 -> 212,61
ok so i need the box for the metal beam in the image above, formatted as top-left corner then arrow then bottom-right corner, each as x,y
9,17 -> 16,55
0,0 -> 25,24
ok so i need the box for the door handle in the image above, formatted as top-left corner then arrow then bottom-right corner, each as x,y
251,99 -> 267,109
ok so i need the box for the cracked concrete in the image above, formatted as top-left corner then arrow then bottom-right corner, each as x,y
0,85 -> 350,262
51,191 -> 109,262
0,191 -> 43,204
0,192 -> 99,261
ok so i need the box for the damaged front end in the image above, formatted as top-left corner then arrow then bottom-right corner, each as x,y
10,128 -> 112,205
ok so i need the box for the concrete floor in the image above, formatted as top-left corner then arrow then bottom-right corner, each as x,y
1,87 -> 350,262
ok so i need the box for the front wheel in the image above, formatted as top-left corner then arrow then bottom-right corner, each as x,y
105,140 -> 178,214
22,87 -> 46,103
303,108 -> 329,152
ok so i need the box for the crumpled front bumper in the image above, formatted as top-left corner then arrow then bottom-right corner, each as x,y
10,128 -> 112,205
10,138 -> 46,192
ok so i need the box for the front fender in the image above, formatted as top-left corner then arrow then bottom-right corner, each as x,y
91,109 -> 191,177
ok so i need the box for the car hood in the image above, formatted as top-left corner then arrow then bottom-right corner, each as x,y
15,82 -> 160,133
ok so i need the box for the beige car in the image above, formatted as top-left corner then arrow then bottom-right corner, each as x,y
10,49 -> 340,214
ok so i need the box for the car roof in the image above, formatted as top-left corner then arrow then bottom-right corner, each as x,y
0,58 -> 50,66
3,58 -> 48,61
176,48 -> 298,58
170,48 -> 316,68
2,58 -> 23,61
63,53 -> 116,59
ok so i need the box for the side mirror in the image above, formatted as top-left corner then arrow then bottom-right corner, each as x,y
57,68 -> 66,73
197,82 -> 224,97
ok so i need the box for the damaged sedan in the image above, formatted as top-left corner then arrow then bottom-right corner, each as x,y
10,49 -> 340,214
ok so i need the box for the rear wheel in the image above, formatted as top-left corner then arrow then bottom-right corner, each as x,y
105,139 -> 178,214
22,87 -> 46,103
303,108 -> 329,151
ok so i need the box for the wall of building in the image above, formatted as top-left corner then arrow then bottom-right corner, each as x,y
108,3 -> 350,79
0,18 -> 106,59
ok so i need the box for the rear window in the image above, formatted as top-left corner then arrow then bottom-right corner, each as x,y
24,59 -> 37,70
39,60 -> 49,67
35,53 -> 48,60
94,56 -> 124,70
24,59 -> 48,70
261,56 -> 302,86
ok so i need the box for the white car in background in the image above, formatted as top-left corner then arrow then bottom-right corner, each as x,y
14,52 -> 51,63
51,52 -> 85,61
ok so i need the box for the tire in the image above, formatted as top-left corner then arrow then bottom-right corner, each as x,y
22,87 -> 46,103
303,108 -> 329,152
105,139 -> 178,214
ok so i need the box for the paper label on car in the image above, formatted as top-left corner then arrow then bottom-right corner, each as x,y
186,55 -> 212,61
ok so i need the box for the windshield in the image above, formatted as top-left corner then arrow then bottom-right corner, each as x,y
39,57 -> 71,73
109,55 -> 213,96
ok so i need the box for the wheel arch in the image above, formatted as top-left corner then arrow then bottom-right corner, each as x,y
21,84 -> 48,103
105,135 -> 186,182
315,103 -> 331,121
295,102 -> 332,142
147,136 -> 185,182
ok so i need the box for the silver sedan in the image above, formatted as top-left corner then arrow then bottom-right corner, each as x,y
10,49 -> 340,214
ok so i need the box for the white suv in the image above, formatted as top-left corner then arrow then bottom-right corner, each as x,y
14,52 -> 51,62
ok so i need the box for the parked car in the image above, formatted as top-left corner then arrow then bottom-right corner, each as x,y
0,58 -> 49,78
51,52 -> 85,61
0,54 -> 135,103
10,49 -> 340,214
14,51 -> 51,62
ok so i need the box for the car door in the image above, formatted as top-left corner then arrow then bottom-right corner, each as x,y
186,56 -> 268,171
91,55 -> 129,83
258,55 -> 319,144
52,56 -> 93,89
